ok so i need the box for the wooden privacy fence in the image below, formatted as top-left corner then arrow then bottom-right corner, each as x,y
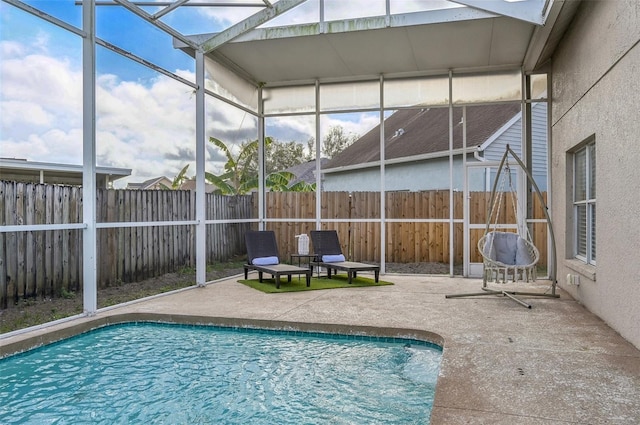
265,190 -> 548,266
94,189 -> 253,286
1,181 -> 548,307
0,181 -> 252,308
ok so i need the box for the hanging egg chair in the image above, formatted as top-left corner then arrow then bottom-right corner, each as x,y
447,145 -> 558,308
478,156 -> 540,284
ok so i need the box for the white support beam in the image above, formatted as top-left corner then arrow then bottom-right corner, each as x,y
5,0 -> 86,37
8,0 -> 195,86
258,87 -> 266,230
200,0 -> 308,53
90,1 -> 267,6
82,0 -> 98,315
379,74 -> 386,275
319,0 -> 326,34
96,38 -> 197,89
230,8 -> 496,43
195,50 -> 207,287
448,70 -> 454,277
450,0 -> 548,25
314,80 -> 321,230
151,0 -> 190,20
462,106 -> 469,277
113,0 -> 200,49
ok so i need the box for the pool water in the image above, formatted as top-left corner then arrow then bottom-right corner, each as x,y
0,323 -> 441,424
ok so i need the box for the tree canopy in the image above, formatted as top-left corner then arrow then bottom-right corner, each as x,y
306,125 -> 359,160
171,125 -> 358,194
205,136 -> 314,195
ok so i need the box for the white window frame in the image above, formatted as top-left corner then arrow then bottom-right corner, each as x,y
573,139 -> 596,265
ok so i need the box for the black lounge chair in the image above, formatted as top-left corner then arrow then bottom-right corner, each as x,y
310,230 -> 380,284
244,230 -> 311,289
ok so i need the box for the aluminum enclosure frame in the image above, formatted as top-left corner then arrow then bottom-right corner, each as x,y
0,0 -> 579,316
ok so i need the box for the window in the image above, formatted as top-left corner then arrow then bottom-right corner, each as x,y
573,140 -> 596,265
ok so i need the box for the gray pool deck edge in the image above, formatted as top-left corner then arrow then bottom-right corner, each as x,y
2,274 -> 639,424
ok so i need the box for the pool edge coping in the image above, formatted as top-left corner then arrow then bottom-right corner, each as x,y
1,312 -> 445,359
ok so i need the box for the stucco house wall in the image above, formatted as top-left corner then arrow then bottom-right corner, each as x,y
551,0 -> 640,348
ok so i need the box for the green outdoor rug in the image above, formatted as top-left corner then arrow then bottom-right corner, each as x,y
238,274 -> 393,293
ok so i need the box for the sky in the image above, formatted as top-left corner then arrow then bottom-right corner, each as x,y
0,0 -> 449,187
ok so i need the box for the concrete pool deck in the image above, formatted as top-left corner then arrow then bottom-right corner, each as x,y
2,274 -> 639,424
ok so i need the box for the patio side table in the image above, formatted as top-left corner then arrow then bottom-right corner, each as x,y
290,253 -> 318,278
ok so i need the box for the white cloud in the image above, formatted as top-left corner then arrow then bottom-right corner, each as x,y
1,25 -> 382,188
94,75 -> 200,180
33,30 -> 52,53
1,40 -> 24,58
1,128 -> 83,163
0,38 -> 259,186
1,40 -> 84,162
332,114 -> 380,138
1,52 -> 81,113
0,38 -> 194,183
1,100 -> 53,127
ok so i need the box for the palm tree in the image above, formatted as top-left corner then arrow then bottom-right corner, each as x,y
206,136 -> 308,194
205,137 -> 262,195
171,136 -> 314,194
172,164 -> 190,189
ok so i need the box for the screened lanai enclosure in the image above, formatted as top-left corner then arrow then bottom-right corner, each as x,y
1,0 -> 577,314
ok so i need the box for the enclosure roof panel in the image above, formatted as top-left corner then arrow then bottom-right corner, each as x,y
175,0 -> 580,86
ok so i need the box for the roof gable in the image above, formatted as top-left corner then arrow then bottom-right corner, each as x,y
126,176 -> 173,190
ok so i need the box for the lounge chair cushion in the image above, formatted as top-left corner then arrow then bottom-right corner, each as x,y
252,256 -> 279,266
322,254 -> 346,263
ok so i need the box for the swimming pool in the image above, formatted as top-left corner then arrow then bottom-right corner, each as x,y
0,322 -> 442,424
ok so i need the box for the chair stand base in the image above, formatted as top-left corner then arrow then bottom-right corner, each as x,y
445,287 -> 560,309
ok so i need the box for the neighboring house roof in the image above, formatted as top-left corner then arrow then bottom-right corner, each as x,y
128,177 -> 217,192
0,158 -> 131,187
178,178 -> 217,193
324,103 -> 521,170
126,176 -> 173,190
285,158 -> 328,185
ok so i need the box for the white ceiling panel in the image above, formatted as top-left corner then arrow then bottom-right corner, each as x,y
407,19 -> 495,70
325,27 -> 417,76
489,17 -> 535,66
175,0 -> 581,87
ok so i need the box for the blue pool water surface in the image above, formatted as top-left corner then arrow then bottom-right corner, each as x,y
0,323 -> 442,424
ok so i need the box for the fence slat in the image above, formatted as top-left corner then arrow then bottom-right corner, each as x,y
44,185 -> 53,298
0,183 -> 6,308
